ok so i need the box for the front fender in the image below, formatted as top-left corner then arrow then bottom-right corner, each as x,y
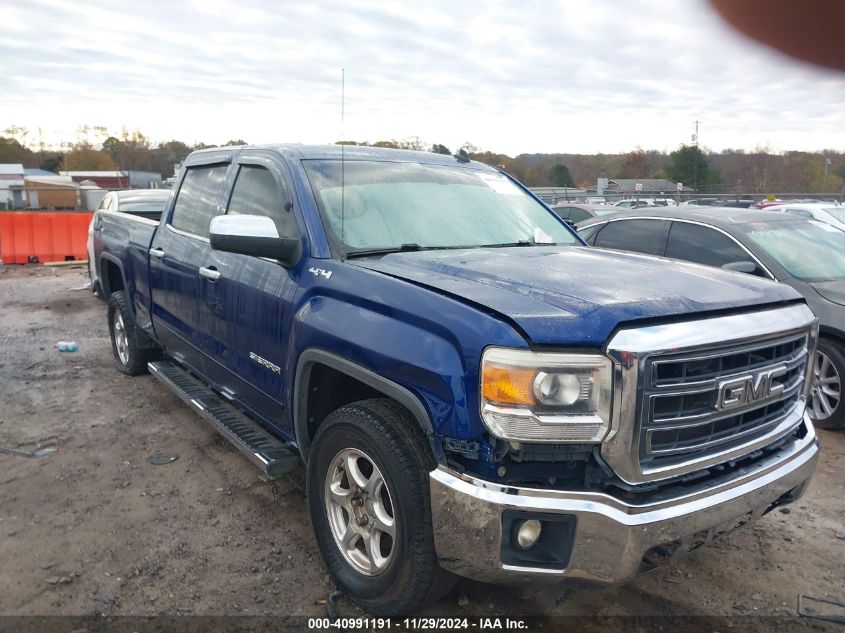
287,271 -> 526,451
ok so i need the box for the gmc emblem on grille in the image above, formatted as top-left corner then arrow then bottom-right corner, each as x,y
715,365 -> 788,411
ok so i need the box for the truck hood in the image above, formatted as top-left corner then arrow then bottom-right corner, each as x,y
810,279 -> 845,307
356,246 -> 801,345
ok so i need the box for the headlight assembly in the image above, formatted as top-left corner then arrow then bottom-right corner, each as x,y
480,347 -> 613,443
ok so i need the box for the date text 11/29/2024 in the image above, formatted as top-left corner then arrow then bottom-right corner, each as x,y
308,618 -> 528,630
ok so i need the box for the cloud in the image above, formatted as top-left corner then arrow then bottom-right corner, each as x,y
1,0 -> 844,154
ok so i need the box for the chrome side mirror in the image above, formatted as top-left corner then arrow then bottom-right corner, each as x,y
209,215 -> 301,267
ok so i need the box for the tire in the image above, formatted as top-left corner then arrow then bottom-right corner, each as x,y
107,291 -> 158,376
306,398 -> 456,616
809,339 -> 845,429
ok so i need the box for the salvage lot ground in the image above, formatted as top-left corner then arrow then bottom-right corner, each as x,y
1,265 -> 844,629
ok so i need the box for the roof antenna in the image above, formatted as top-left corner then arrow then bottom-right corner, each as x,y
340,67 -> 346,261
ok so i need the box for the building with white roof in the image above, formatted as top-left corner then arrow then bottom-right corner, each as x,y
0,164 -> 25,209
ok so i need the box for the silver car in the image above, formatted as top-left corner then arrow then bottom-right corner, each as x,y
87,190 -> 172,295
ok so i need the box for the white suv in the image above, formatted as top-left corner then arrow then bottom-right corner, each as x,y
767,202 -> 845,231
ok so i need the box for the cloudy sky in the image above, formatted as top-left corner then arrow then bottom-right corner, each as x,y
2,0 -> 844,155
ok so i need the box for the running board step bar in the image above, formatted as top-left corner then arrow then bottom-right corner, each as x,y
148,360 -> 300,476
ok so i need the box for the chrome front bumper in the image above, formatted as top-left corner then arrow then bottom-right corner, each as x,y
430,416 -> 819,583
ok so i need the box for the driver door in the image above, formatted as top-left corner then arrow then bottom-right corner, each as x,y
196,151 -> 302,431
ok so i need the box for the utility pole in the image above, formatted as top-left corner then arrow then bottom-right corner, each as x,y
692,120 -> 700,192
824,157 -> 832,193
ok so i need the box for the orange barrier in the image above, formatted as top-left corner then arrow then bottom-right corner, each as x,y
0,212 -> 93,264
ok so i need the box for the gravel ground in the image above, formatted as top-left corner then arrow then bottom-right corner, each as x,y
0,264 -> 843,630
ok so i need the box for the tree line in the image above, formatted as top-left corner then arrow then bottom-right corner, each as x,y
515,146 -> 844,194
1,126 -> 842,194
0,127 -> 246,178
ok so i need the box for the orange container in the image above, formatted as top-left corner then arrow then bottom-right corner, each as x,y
0,212 -> 93,264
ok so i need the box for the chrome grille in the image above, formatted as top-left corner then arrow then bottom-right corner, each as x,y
640,332 -> 809,468
603,303 -> 818,485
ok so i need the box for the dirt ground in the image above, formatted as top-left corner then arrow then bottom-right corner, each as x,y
1,264 -> 843,628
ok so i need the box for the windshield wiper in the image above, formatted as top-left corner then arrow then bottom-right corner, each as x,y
346,243 -> 467,259
345,241 -> 561,258
479,240 -> 560,248
481,240 -> 532,247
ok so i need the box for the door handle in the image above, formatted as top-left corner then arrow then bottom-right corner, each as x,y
199,266 -> 221,281
149,247 -> 165,259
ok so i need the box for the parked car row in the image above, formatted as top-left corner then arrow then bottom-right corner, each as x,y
612,198 -> 678,208
577,207 -> 845,429
562,198 -> 839,211
682,198 -> 757,208
549,203 -> 620,225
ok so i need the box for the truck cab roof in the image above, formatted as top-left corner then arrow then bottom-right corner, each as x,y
188,143 -> 499,170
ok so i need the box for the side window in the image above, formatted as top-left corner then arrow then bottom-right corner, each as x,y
170,164 -> 229,238
99,194 -> 112,210
665,222 -> 751,267
569,208 -> 592,223
226,164 -> 297,237
593,219 -> 664,255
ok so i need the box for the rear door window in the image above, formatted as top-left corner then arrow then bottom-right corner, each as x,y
169,164 -> 229,238
592,219 -> 666,255
568,208 -> 591,223
665,221 -> 752,267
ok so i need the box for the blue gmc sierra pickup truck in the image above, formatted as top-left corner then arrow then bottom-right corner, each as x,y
90,144 -> 820,615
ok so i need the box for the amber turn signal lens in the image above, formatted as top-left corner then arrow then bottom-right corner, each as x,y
482,365 -> 537,406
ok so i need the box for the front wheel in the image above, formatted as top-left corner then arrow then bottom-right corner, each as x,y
809,339 -> 844,429
306,399 -> 455,616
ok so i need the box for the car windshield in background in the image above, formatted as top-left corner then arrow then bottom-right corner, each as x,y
744,221 -> 845,281
302,160 -> 577,253
593,208 -> 619,216
120,201 -> 167,213
823,207 -> 845,222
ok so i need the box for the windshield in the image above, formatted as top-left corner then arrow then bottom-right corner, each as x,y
823,207 -> 845,222
120,201 -> 167,213
744,221 -> 845,281
593,208 -> 618,216
302,160 -> 577,253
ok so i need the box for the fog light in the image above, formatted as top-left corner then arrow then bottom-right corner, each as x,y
516,519 -> 542,549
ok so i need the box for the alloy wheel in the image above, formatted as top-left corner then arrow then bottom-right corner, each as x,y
324,447 -> 396,576
114,311 -> 130,365
810,350 -> 840,421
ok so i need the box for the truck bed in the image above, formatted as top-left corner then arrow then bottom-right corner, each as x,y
92,210 -> 159,333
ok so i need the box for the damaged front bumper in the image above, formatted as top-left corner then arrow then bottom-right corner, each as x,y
429,415 -> 819,583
